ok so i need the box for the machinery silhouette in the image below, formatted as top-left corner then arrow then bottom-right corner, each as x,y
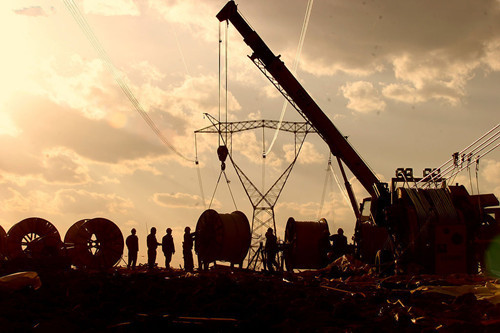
217,0 -> 500,274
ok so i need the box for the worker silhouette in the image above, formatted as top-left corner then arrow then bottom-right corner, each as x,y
265,227 -> 279,272
330,228 -> 348,260
183,226 -> 196,272
126,228 -> 139,269
147,227 -> 160,270
162,228 -> 175,270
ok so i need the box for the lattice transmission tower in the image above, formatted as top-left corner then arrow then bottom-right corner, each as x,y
195,114 -> 316,270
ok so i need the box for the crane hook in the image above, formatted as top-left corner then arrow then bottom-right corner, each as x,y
217,145 -> 229,171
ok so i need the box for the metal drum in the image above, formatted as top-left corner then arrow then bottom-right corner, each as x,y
284,217 -> 330,270
64,218 -> 124,270
6,217 -> 63,259
195,209 -> 251,266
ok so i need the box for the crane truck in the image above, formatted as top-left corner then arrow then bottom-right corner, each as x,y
217,1 -> 500,274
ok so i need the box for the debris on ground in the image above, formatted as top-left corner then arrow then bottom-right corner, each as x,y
0,265 -> 499,332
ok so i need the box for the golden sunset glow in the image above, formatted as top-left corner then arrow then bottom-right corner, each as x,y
1,0 -> 499,269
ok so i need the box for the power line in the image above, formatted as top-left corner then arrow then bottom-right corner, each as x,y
63,0 -> 195,162
265,0 -> 314,156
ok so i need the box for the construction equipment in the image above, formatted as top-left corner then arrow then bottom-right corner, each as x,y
195,209 -> 251,269
217,1 -> 500,274
64,217 -> 124,270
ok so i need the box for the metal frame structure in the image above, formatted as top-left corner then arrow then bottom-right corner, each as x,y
195,114 -> 316,269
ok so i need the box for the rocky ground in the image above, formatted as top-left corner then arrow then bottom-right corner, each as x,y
1,262 -> 500,332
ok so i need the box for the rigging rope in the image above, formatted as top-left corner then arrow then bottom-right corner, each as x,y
63,0 -> 194,162
208,169 -> 238,211
317,155 -> 331,219
330,160 -> 351,206
317,154 -> 351,219
208,171 -> 223,209
223,171 -> 238,211
264,0 -> 314,156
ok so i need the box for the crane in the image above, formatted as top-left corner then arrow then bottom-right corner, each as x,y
217,1 -> 500,274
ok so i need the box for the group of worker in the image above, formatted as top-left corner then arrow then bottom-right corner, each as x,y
126,226 -> 347,272
125,226 -> 196,271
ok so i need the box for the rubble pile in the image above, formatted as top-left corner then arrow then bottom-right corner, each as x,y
0,264 -> 500,332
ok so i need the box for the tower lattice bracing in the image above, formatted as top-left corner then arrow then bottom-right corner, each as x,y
195,114 -> 316,269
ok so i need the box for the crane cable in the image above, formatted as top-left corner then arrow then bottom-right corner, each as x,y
317,153 -> 351,219
63,0 -> 195,163
317,154 -> 332,219
264,0 -> 314,157
206,21 -> 237,211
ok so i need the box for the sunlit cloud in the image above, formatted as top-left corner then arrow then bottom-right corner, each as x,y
382,83 -> 425,104
340,81 -> 386,113
37,55 -> 128,120
82,0 -> 140,16
54,189 -> 134,215
152,192 -> 209,209
2,188 -> 58,214
13,6 -> 54,17
295,0 -> 500,107
482,159 -> 500,196
485,39 -> 500,71
284,141 -> 322,164
1,187 -> 133,216
149,0 -> 219,41
41,147 -> 92,185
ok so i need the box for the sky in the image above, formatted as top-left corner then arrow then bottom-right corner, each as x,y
1,0 -> 499,269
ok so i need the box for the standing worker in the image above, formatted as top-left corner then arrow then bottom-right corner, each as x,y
147,227 -> 160,270
126,228 -> 139,269
162,228 -> 175,270
330,228 -> 348,260
265,227 -> 279,272
183,227 -> 195,272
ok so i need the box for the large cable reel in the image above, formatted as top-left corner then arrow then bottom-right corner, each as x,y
6,217 -> 63,260
0,225 -> 7,260
64,218 -> 124,270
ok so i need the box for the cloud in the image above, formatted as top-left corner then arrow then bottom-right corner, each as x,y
278,200 -> 320,219
41,147 -> 91,185
37,56 -> 129,120
382,83 -> 424,104
54,189 -> 134,215
34,55 -> 226,165
82,0 -> 140,16
1,188 -> 132,216
485,39 -> 500,71
387,52 -> 477,105
340,81 -> 386,113
284,141 -> 322,164
148,0 -> 219,41
152,192 -> 207,209
6,94 -> 167,165
481,159 -> 500,196
14,6 -> 53,17
231,0 -> 500,107
2,188 -> 57,214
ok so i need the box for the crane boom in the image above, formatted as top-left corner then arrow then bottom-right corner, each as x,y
217,1 -> 385,200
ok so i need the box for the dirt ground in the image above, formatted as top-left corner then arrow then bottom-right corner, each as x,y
1,263 -> 500,332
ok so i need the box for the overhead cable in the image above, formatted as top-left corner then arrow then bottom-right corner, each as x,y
63,0 -> 194,162
416,123 -> 500,188
264,0 -> 314,156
